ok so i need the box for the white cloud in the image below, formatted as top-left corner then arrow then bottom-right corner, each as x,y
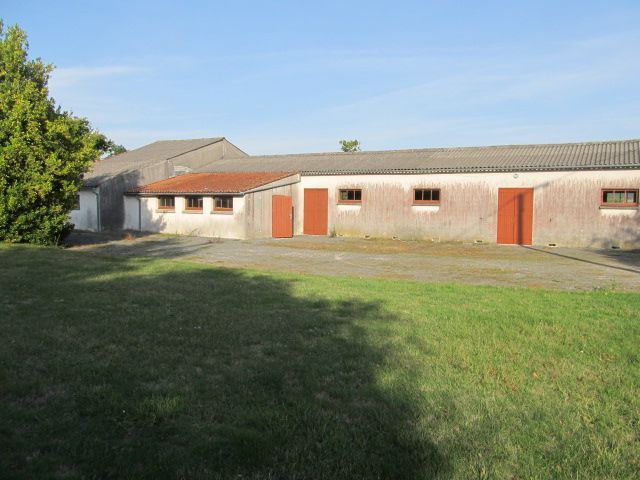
50,65 -> 147,88
41,30 -> 640,152
324,32 -> 640,115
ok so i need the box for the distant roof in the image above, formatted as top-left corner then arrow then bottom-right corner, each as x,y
198,139 -> 640,175
131,172 -> 297,195
84,137 -> 224,187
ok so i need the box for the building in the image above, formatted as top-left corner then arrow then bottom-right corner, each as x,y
71,137 -> 247,231
124,172 -> 299,239
118,139 -> 640,248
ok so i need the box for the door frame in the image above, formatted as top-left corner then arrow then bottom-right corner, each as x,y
496,188 -> 534,245
303,188 -> 329,235
272,195 -> 293,238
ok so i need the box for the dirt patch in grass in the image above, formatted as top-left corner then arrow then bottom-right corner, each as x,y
266,237 -> 560,262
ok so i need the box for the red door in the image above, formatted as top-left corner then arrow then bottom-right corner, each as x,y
497,188 -> 534,245
272,195 -> 293,238
303,189 -> 328,235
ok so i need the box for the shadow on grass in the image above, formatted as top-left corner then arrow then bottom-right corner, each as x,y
0,246 -> 449,479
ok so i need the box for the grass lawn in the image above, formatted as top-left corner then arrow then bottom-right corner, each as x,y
1,244 -> 639,479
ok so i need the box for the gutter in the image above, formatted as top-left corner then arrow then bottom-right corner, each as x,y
243,174 -> 301,194
131,191 -> 244,197
91,188 -> 101,232
295,164 -> 640,176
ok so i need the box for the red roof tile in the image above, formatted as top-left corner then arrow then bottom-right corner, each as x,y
132,172 -> 297,194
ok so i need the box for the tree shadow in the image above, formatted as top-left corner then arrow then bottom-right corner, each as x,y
0,247 -> 450,479
64,230 -> 157,247
67,234 -> 227,259
586,219 -> 640,269
521,246 -> 640,275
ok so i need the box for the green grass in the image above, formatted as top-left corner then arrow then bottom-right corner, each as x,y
1,244 -> 639,479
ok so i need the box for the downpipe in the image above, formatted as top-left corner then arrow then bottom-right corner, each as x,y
92,188 -> 101,232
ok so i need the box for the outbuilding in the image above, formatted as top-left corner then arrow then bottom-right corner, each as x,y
124,172 -> 299,239
71,137 -> 247,232
123,139 -> 640,248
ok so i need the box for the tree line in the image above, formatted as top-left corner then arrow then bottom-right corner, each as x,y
0,21 -> 124,245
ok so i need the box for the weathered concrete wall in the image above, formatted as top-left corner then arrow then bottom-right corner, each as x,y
244,183 -> 299,238
98,163 -> 169,231
296,170 -> 640,248
69,190 -> 99,231
96,139 -> 248,231
137,196 -> 247,239
167,139 -> 247,173
220,139 -> 249,159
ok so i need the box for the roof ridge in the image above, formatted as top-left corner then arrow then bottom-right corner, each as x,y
165,138 -> 224,160
129,171 -> 297,195
154,136 -> 224,144
98,137 -> 224,158
173,171 -> 295,176
244,138 -> 640,159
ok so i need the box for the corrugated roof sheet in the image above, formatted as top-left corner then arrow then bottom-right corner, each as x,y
84,137 -> 224,186
197,139 -> 640,175
132,172 -> 296,194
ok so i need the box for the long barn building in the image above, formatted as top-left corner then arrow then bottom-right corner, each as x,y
116,139 -> 640,249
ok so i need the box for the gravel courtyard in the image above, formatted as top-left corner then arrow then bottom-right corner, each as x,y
67,232 -> 640,291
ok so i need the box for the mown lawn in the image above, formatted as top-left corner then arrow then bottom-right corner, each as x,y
0,244 -> 638,479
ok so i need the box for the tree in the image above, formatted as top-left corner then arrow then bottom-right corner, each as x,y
339,139 -> 361,152
0,21 -> 108,245
107,142 -> 127,156
97,137 -> 127,157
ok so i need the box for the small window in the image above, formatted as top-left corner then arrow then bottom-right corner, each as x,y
214,196 -> 233,212
338,189 -> 362,204
414,188 -> 440,204
601,189 -> 638,207
185,196 -> 204,211
158,196 -> 175,211
73,194 -> 80,210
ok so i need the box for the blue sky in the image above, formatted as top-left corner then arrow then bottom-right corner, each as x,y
4,1 -> 640,153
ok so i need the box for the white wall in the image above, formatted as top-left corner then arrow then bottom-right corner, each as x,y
70,190 -> 98,231
295,170 -> 640,248
136,196 -> 247,239
123,196 -> 140,230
